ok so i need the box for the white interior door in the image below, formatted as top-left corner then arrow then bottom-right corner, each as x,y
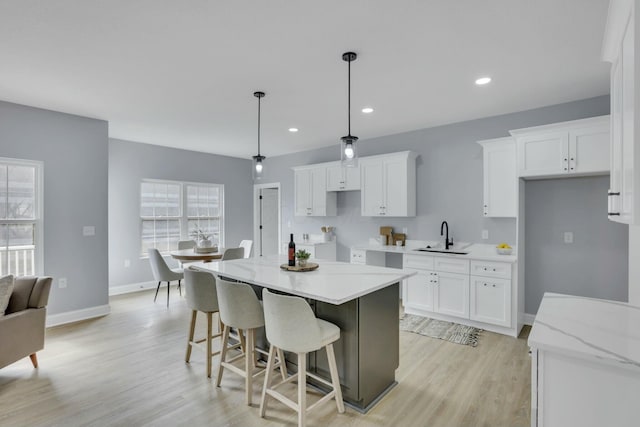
254,183 -> 281,257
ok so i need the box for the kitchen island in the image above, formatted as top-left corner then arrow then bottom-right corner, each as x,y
192,255 -> 414,412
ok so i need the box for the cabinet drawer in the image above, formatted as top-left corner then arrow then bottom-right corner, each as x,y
433,257 -> 469,274
403,254 -> 435,270
470,260 -> 512,279
350,249 -> 366,264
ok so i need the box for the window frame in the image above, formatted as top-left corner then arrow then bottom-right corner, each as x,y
0,157 -> 44,276
140,178 -> 225,257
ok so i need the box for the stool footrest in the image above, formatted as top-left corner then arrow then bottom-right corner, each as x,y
265,389 -> 299,412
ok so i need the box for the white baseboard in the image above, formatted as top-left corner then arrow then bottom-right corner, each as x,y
46,304 -> 111,328
523,313 -> 536,325
109,281 -> 157,296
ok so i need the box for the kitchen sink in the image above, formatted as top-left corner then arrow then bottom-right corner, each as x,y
413,242 -> 471,255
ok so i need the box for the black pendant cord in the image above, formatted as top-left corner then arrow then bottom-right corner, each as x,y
257,95 -> 261,156
347,57 -> 351,137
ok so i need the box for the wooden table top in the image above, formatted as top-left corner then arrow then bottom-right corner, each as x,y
170,248 -> 224,262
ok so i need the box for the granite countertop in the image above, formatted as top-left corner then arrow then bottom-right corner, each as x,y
528,293 -> 640,369
351,241 -> 517,263
191,255 -> 414,305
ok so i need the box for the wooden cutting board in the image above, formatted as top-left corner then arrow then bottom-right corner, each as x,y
280,263 -> 319,272
380,226 -> 393,245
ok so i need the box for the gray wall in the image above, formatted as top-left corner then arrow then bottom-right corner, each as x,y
260,96 -> 612,263
524,176 -> 628,313
0,100 -> 109,315
108,139 -> 253,288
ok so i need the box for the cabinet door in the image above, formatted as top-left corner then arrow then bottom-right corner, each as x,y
517,132 -> 569,177
569,124 -> 609,174
310,167 -> 327,215
343,165 -> 361,190
434,272 -> 469,319
326,164 -> 344,191
469,276 -> 511,327
403,268 -> 435,312
296,244 -> 316,259
483,141 -> 517,217
361,160 -> 384,216
620,14 -> 635,223
610,55 -> 624,220
294,169 -> 311,216
383,157 -> 406,216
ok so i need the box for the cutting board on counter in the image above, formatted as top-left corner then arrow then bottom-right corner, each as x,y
379,226 -> 393,246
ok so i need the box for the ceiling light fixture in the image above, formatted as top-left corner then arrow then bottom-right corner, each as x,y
252,91 -> 266,180
340,51 -> 359,167
362,107 -> 374,114
475,77 -> 492,86
288,127 -> 299,133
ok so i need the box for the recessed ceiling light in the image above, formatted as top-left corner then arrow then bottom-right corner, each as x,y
475,77 -> 492,86
288,128 -> 299,133
362,107 -> 374,114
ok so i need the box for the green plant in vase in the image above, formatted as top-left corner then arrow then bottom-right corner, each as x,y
295,249 -> 311,267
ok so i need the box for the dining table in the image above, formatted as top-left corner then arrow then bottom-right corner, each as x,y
170,248 -> 225,263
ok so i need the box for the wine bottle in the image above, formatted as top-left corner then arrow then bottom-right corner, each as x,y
288,234 -> 296,267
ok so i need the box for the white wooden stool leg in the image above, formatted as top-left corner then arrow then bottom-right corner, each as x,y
326,343 -> 345,413
259,344 -> 277,418
216,325 -> 230,387
277,347 -> 288,380
297,353 -> 307,427
245,329 -> 254,405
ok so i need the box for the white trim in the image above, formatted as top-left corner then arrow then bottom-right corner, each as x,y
46,304 -> 111,328
108,280 -> 157,296
523,312 -> 536,326
253,182 -> 282,257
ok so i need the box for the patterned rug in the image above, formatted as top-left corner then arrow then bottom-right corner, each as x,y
399,314 -> 482,347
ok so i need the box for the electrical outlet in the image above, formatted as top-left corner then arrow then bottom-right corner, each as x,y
402,227 -> 408,235
58,278 -> 67,289
124,259 -> 131,268
482,230 -> 489,240
82,226 -> 95,236
564,232 -> 574,244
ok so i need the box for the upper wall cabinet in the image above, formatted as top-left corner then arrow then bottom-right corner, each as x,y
360,151 -> 417,217
293,166 -> 337,216
326,162 -> 360,191
603,0 -> 639,224
477,137 -> 517,218
510,116 -> 610,179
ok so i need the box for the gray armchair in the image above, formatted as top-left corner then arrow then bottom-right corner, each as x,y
0,276 -> 52,369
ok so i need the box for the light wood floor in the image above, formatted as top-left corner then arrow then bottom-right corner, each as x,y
0,288 -> 531,427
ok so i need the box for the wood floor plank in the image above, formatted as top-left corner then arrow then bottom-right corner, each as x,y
0,289 -> 531,426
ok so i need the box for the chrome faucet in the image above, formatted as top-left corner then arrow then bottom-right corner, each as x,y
440,221 -> 454,250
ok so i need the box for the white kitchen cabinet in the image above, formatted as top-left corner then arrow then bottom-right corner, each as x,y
293,166 -> 336,216
478,137 -> 517,217
326,162 -> 360,191
296,240 -> 337,261
404,268 -> 435,312
360,151 -> 417,217
603,0 -> 639,224
433,271 -> 470,319
510,116 -> 610,179
469,276 -> 511,327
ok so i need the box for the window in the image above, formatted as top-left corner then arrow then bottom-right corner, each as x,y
140,180 -> 224,255
0,158 -> 43,277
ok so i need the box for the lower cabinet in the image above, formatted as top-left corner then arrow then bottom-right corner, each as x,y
404,268 -> 435,312
433,272 -> 469,318
469,276 -> 511,327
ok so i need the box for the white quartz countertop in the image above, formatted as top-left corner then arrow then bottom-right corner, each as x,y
191,255 -> 415,305
351,242 -> 517,263
528,293 -> 640,369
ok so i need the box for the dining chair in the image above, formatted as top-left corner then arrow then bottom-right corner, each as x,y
148,248 -> 184,307
239,240 -> 253,258
177,240 -> 197,268
221,247 -> 244,261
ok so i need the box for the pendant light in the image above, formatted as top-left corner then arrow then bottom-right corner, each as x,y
340,51 -> 358,167
252,91 -> 266,180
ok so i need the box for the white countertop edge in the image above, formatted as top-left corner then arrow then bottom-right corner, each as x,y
351,243 -> 517,263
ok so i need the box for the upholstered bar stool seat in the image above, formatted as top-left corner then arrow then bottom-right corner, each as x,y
215,278 -> 286,405
260,289 -> 345,427
184,268 -> 222,378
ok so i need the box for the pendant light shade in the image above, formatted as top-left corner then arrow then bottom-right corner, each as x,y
340,51 -> 358,167
252,91 -> 266,180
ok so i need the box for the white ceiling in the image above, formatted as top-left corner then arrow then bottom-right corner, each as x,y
0,0 -> 611,159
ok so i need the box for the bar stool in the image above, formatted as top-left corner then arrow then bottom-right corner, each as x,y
215,278 -> 287,405
260,289 -> 345,427
184,268 -> 222,378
